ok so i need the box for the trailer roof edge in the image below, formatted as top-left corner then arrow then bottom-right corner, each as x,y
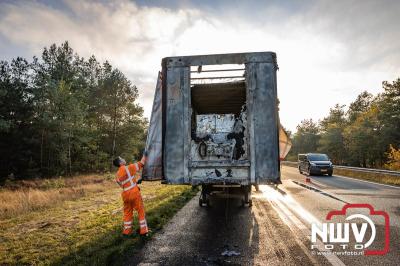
163,52 -> 277,67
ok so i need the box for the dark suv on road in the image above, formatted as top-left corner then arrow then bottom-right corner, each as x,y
298,153 -> 333,176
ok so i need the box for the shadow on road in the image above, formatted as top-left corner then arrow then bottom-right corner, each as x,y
190,196 -> 260,265
129,195 -> 261,265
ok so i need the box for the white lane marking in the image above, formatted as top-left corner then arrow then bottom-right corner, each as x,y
283,165 -> 400,190
271,201 -> 345,266
258,185 -> 346,266
334,174 -> 400,189
267,200 -> 321,265
306,178 -> 329,189
254,201 -> 298,264
291,180 -> 349,204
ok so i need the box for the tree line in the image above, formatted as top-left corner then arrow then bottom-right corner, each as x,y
0,42 -> 147,180
287,78 -> 400,170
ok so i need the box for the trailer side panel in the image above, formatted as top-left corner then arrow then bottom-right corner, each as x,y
246,62 -> 280,184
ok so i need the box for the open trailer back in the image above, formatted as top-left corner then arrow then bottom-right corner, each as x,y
143,52 -> 281,206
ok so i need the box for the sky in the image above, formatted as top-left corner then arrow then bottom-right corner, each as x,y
0,0 -> 399,132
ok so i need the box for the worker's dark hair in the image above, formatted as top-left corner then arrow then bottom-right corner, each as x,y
113,157 -> 121,167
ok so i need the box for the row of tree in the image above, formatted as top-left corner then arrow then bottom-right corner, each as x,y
287,78 -> 400,170
0,42 -> 147,179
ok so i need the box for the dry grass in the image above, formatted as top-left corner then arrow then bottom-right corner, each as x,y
0,174 -> 198,265
0,174 -> 114,219
3,174 -> 112,190
333,168 -> 400,186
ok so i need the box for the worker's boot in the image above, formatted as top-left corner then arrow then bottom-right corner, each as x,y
137,228 -> 151,238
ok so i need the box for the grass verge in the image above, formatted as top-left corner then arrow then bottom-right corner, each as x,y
0,178 -> 198,265
332,168 -> 400,186
282,163 -> 400,186
0,174 -> 115,219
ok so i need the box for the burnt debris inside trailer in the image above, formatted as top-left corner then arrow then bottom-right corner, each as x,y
143,52 -> 281,187
189,65 -> 252,185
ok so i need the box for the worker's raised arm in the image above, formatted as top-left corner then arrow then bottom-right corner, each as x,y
135,151 -> 147,171
130,151 -> 148,173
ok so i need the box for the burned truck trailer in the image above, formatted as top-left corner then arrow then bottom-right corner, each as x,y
143,52 -> 281,206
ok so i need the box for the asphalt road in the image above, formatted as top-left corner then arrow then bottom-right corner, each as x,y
129,166 -> 400,266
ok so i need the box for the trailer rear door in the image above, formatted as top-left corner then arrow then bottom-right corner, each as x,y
163,66 -> 191,184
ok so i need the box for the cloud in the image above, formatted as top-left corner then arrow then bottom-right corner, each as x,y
303,0 -> 400,72
0,0 -> 203,115
0,0 -> 399,131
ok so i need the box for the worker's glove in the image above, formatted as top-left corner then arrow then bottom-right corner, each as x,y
140,151 -> 148,165
137,178 -> 142,184
143,150 -> 148,157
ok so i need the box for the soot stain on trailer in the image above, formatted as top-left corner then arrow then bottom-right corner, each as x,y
227,105 -> 247,160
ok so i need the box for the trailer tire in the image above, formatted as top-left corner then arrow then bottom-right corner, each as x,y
199,188 -> 211,207
242,189 -> 252,207
205,198 -> 211,208
199,192 -> 207,207
199,185 -> 208,207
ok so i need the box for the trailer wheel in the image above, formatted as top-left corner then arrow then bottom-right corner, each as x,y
199,196 -> 211,207
242,188 -> 252,207
199,192 -> 207,207
199,185 -> 211,207
205,198 -> 211,207
241,197 -> 252,207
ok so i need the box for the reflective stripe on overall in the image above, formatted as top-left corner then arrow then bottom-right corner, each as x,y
122,165 -> 137,191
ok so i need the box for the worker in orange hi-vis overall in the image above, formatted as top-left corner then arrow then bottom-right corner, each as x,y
113,152 -> 149,237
